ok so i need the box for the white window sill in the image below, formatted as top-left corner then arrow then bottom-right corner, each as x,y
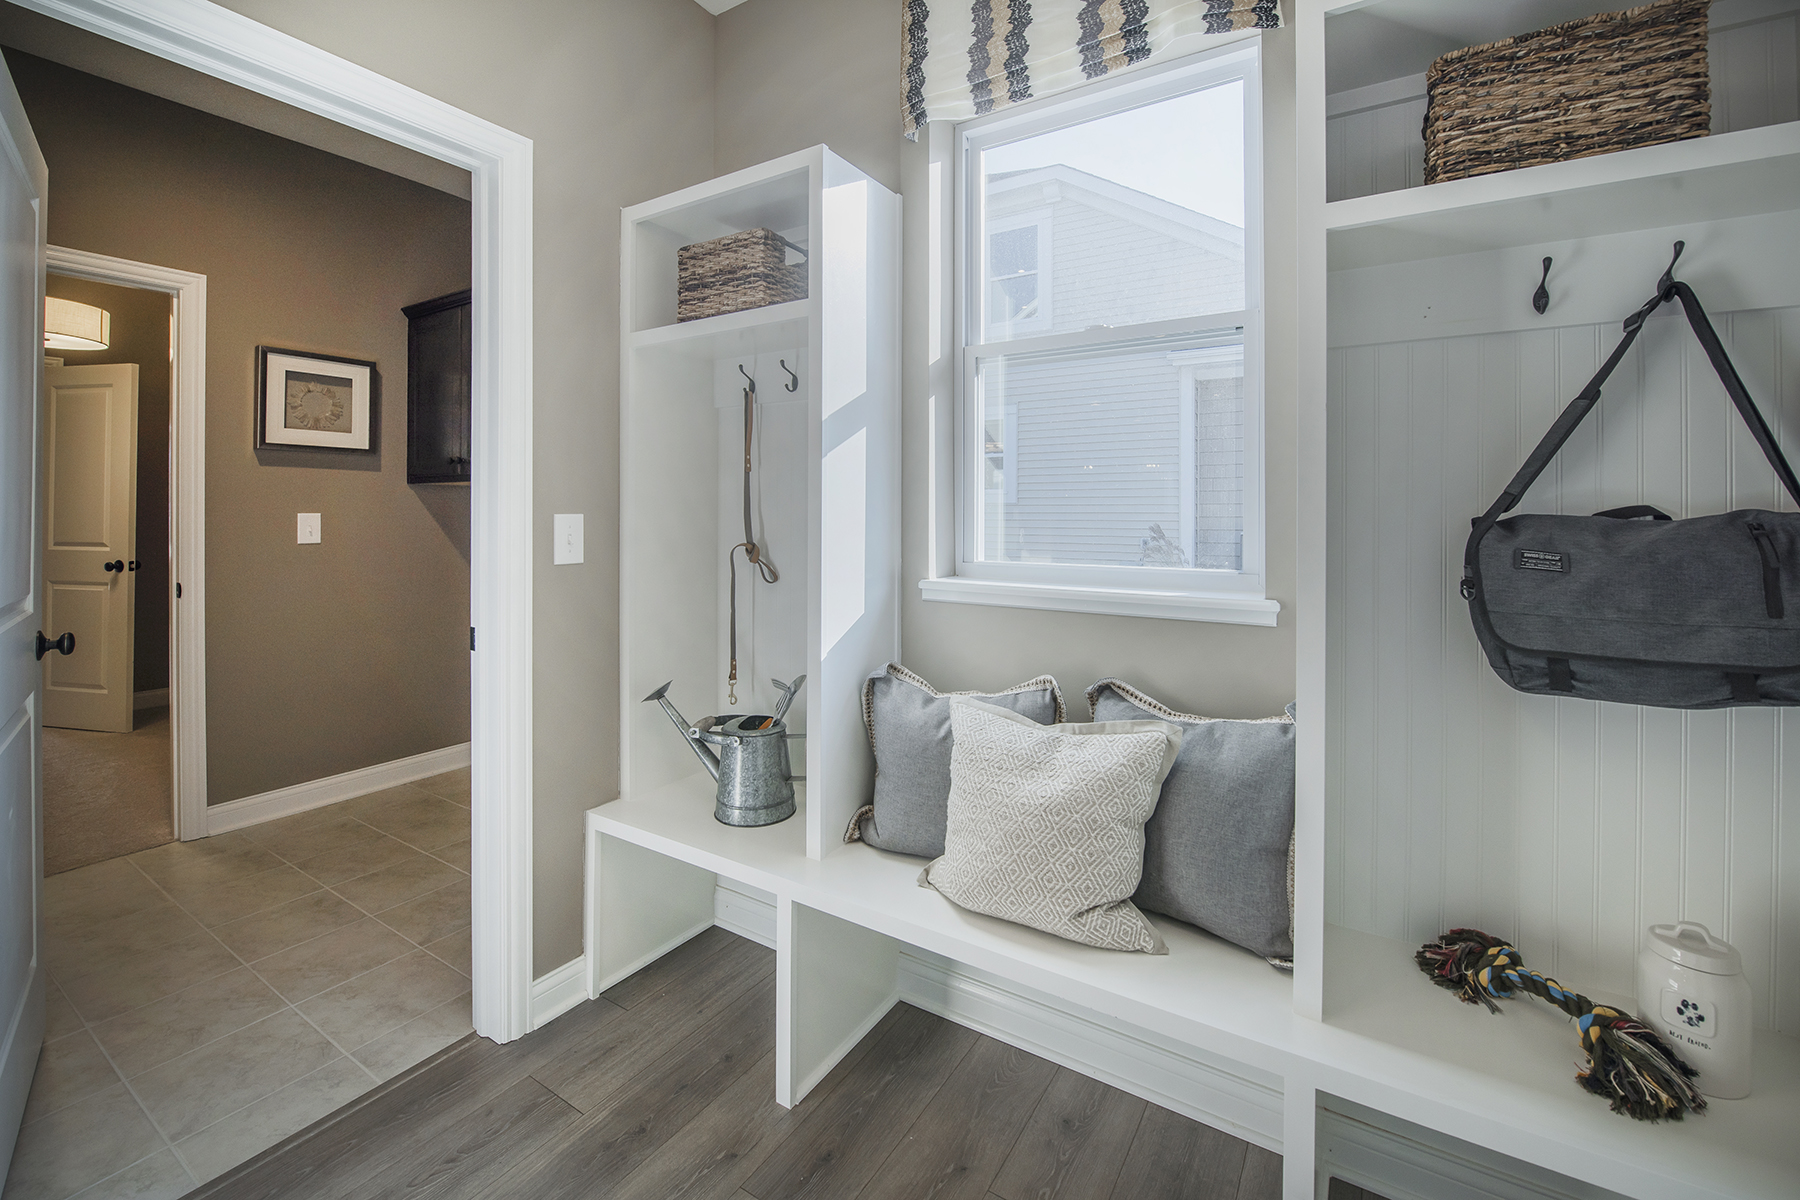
918,576 -> 1281,626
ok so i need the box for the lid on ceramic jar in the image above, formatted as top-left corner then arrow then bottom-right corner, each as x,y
1644,921 -> 1743,975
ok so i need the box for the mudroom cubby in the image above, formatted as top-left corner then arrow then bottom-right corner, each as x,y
617,146 -> 901,860
1297,2 -> 1800,1197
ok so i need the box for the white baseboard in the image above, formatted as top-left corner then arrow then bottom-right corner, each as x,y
530,957 -> 588,1031
1317,1097 -> 1615,1200
897,953 -> 1284,1153
205,742 -> 471,835
707,883 -> 1283,1152
714,880 -> 777,948
133,688 -> 169,710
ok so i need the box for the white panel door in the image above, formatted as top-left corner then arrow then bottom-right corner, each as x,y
41,363 -> 137,733
0,52 -> 47,1185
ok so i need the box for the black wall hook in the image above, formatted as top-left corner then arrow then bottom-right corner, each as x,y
779,359 -> 798,392
1658,240 -> 1686,295
1533,257 -> 1552,315
738,363 -> 756,395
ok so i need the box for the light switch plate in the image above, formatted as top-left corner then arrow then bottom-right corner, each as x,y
553,513 -> 584,565
297,513 -> 321,544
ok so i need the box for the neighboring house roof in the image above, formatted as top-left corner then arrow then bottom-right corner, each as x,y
987,164 -> 1244,261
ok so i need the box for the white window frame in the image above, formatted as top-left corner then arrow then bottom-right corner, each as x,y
984,207 -> 1054,338
922,40 -> 1276,626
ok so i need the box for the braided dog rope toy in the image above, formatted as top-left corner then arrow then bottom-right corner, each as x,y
1416,929 -> 1706,1122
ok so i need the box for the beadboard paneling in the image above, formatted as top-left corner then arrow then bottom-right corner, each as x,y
1325,2 -> 1800,203
1327,306 -> 1800,1034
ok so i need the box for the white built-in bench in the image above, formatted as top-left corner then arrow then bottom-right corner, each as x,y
585,778 -> 1800,1200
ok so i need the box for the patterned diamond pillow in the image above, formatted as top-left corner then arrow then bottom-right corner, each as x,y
919,698 -> 1182,954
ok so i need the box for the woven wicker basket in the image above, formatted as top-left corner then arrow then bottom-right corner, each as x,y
1422,0 -> 1712,186
676,227 -> 808,322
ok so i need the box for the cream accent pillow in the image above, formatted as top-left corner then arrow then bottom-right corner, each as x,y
919,698 -> 1182,954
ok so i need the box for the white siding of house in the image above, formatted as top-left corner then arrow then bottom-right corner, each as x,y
1194,370 -> 1245,570
986,177 -> 1244,339
976,169 -> 1249,573
981,351 -> 1184,567
1041,196 -> 1242,334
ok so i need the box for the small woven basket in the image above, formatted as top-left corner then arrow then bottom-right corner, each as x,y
676,228 -> 808,322
1422,0 -> 1712,186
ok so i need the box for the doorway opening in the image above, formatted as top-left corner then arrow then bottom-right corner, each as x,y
7,41 -> 484,1195
40,269 -> 174,873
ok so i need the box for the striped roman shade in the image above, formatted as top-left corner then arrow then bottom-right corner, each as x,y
902,0 -> 1282,139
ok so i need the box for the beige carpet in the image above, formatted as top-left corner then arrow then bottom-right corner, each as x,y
42,706 -> 175,875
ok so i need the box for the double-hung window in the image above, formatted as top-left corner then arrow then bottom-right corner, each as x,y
927,43 -> 1275,625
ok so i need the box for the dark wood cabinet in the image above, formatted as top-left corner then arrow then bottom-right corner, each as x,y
403,289 -> 471,484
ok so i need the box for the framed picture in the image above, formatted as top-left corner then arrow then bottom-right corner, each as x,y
256,347 -> 377,452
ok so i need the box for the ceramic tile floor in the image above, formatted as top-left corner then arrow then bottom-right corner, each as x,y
3,769 -> 474,1200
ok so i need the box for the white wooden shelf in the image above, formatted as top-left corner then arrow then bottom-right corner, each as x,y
630,299 -> 810,358
1326,121 -> 1800,269
1315,926 -> 1800,1200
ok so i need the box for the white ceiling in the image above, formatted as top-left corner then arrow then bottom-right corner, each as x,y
694,0 -> 751,14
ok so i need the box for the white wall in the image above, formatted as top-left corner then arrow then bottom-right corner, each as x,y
1328,214 -> 1800,1035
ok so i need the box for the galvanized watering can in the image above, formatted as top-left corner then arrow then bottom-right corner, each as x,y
642,677 -> 804,826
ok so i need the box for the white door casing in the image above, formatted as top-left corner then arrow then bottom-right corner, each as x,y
0,49 -> 48,1184
47,248 -> 205,841
41,362 -> 138,733
7,0 -> 536,1040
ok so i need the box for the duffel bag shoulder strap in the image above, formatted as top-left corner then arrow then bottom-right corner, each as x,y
1669,281 -> 1800,508
1464,254 -> 1800,593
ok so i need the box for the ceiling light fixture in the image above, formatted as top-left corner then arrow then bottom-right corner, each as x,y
44,296 -> 110,351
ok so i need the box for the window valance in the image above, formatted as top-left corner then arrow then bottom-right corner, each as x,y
902,1 -> 1282,139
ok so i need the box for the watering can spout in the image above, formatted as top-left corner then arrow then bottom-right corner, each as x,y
642,681 -> 720,781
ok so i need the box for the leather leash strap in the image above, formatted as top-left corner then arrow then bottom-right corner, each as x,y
728,375 -> 777,705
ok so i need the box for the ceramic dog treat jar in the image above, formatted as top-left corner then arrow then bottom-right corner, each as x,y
1636,921 -> 1753,1100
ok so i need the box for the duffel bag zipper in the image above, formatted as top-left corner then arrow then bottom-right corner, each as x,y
1748,521 -> 1785,618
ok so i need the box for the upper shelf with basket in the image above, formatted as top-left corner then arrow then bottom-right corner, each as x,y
627,159 -> 811,334
1323,0 -> 1800,211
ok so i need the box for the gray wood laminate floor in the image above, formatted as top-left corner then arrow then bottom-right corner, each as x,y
189,926 -> 1286,1200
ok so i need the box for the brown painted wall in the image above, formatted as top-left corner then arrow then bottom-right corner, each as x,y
43,275 -> 171,694
10,50 -> 473,805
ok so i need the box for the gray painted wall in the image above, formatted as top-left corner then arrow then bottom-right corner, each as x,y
208,0 -> 718,974
74,0 -> 1292,975
716,0 -> 1299,722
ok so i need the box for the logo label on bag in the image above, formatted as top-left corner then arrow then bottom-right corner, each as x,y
1514,549 -> 1566,573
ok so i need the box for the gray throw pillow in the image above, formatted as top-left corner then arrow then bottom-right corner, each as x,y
845,663 -> 1064,857
919,699 -> 1182,954
1087,679 -> 1295,962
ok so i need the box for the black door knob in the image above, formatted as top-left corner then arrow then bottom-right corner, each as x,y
127,560 -> 139,571
35,631 -> 74,660
103,560 -> 124,573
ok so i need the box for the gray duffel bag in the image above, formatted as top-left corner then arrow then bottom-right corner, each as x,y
1463,252 -> 1800,709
